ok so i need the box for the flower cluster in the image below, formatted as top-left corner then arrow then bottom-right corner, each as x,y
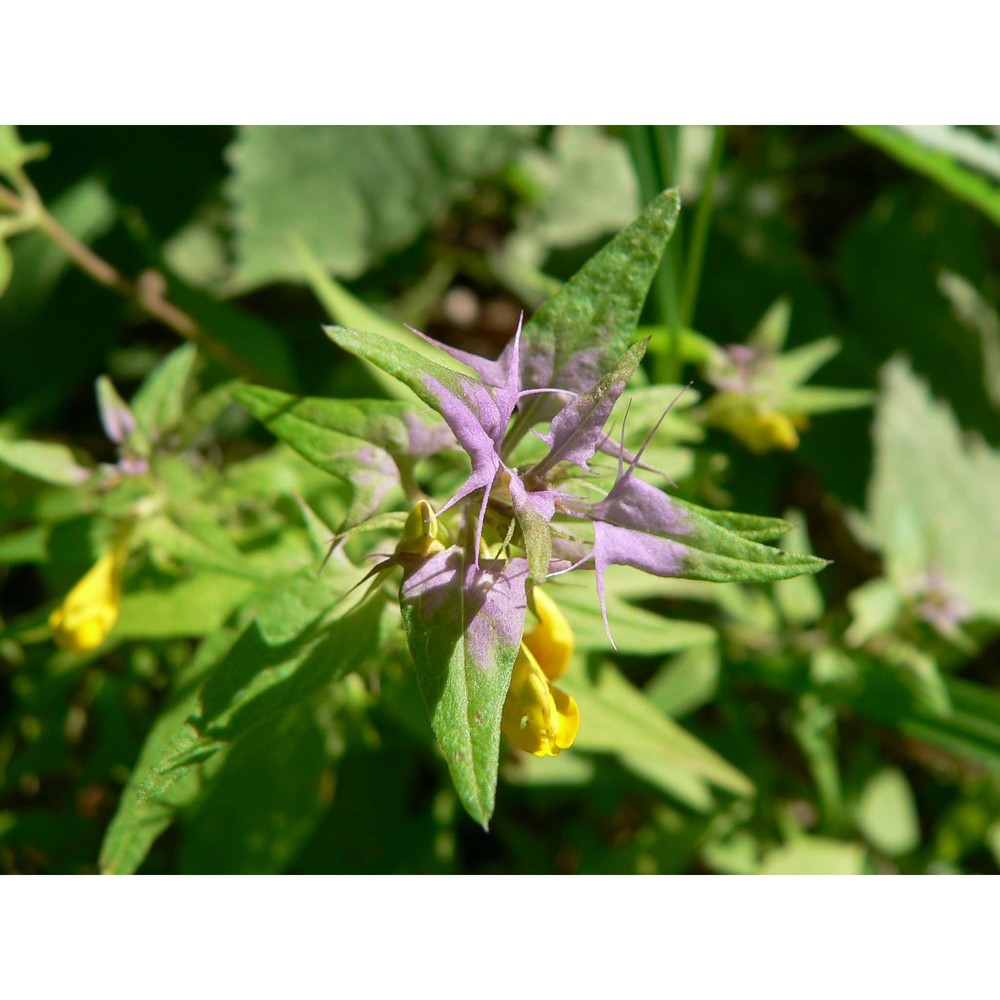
332,316 -> 825,786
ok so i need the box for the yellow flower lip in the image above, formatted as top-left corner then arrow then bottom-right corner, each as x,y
49,541 -> 128,652
502,589 -> 579,758
501,645 -> 580,758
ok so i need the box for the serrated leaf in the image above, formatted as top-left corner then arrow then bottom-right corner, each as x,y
867,357 -> 1000,620
400,548 -> 529,827
0,437 -> 90,485
518,187 -> 682,418
234,385 -> 450,529
229,125 -> 535,288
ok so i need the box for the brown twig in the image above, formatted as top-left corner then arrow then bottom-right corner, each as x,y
0,180 -> 268,384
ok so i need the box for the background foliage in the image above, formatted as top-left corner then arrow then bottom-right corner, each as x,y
1,125 -> 999,874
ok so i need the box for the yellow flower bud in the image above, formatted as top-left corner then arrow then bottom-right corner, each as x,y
49,541 -> 128,652
523,586 -> 573,680
396,499 -> 447,558
501,644 -> 580,758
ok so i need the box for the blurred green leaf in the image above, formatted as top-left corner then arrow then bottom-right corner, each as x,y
564,663 -> 754,809
0,125 -> 48,176
0,437 -> 90,485
115,568 -> 256,639
130,343 -> 199,440
0,239 -> 12,299
549,574 -> 717,656
855,767 -> 920,857
758,835 -> 866,875
863,357 -> 1000,621
851,125 -> 1000,228
228,125 -> 535,288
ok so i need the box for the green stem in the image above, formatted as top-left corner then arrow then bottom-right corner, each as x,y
679,126 -> 726,328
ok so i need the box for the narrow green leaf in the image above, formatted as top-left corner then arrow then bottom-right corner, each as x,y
674,499 -> 793,543
325,325 -> 468,413
772,335 -> 840,386
563,663 -> 754,808
99,625 -> 238,874
550,575 -> 717,655
233,384 -> 449,462
851,125 -> 1000,228
130,343 -> 199,439
0,437 -> 90,485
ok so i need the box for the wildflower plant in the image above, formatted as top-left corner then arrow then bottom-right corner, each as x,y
237,190 -> 826,825
5,126 -> 1000,875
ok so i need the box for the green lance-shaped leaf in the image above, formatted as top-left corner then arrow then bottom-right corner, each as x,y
518,187 -> 681,417
0,437 -> 91,486
233,384 -> 453,465
324,325 -> 473,413
399,547 -> 530,828
130,343 -> 200,441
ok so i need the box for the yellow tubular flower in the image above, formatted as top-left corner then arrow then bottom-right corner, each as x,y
49,540 -> 128,652
704,393 -> 802,454
522,586 -> 573,680
501,645 -> 580,757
